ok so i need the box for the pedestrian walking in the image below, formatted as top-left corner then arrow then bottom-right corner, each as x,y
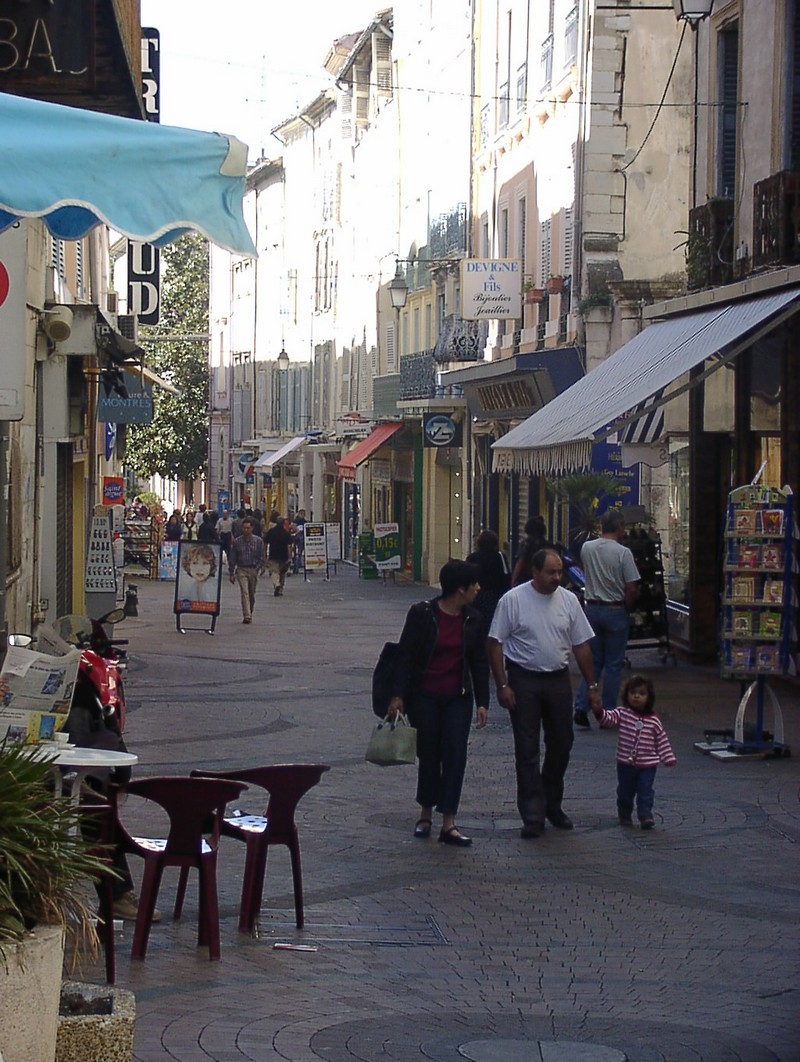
572,510 -> 640,729
466,529 -> 511,632
228,518 -> 265,623
264,515 -> 293,596
217,508 -> 234,562
487,548 -> 600,838
511,515 -> 552,587
196,511 -> 218,543
591,673 -> 676,829
387,560 -> 489,847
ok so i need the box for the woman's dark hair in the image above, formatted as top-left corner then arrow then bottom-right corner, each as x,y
439,559 -> 480,596
524,515 -> 547,539
621,674 -> 656,714
476,529 -> 499,551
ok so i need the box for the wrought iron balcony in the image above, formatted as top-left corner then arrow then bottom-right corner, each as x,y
753,170 -> 800,270
686,199 -> 734,290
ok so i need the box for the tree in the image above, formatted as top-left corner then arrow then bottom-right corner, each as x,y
125,234 -> 209,496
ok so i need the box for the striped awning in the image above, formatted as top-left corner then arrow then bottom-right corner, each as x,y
492,287 -> 800,476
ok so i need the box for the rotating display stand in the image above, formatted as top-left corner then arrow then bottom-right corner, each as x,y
697,483 -> 796,760
623,529 -> 675,665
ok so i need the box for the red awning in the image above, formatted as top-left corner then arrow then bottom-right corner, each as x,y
337,423 -> 403,481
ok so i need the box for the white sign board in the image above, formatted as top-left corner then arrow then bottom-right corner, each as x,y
304,522 -> 328,571
85,513 -> 118,593
460,258 -> 522,320
325,523 -> 341,562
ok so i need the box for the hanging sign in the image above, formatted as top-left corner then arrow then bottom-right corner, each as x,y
460,258 -> 522,319
101,477 -> 125,506
423,414 -> 462,448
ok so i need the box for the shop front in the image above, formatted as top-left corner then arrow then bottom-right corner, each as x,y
492,285 -> 800,661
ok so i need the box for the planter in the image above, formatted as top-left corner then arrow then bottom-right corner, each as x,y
525,287 -> 546,303
0,925 -> 65,1062
57,981 -> 136,1062
546,276 -> 564,295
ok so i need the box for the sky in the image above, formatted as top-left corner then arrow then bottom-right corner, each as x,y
140,0 -> 378,161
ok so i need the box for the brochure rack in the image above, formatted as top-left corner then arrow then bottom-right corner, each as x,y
623,529 -> 675,665
122,513 -> 161,578
708,484 -> 796,759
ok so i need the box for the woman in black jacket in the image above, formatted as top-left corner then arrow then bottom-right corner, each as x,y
466,529 -> 510,631
388,560 -> 490,847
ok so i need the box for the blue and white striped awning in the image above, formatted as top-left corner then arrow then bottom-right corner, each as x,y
0,92 -> 256,255
492,288 -> 800,476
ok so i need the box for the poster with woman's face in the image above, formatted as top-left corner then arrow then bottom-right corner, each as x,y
174,542 -> 223,616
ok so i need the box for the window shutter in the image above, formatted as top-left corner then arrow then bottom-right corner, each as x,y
374,34 -> 392,94
539,218 -> 551,283
718,26 -> 739,199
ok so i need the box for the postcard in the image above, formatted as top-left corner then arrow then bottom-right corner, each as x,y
762,579 -> 784,606
762,509 -> 784,536
737,544 -> 760,569
731,645 -> 754,671
731,576 -> 755,603
731,612 -> 752,637
758,612 -> 782,637
755,645 -> 781,672
733,509 -> 757,534
761,544 -> 783,570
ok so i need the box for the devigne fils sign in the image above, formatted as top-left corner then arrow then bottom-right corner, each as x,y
460,259 -> 522,320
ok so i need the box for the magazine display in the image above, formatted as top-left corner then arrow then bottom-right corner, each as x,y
721,485 -> 797,679
0,645 -> 81,744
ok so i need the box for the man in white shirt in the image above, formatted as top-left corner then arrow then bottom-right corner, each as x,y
573,510 -> 640,729
487,549 -> 601,838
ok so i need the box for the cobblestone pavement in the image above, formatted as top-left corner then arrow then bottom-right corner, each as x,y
77,565 -> 800,1061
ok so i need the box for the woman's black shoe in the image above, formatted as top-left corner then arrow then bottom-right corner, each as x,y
413,818 -> 432,839
439,826 -> 472,847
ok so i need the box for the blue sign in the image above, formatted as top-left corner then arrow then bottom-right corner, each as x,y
217,489 -> 230,517
591,440 -> 640,511
104,421 -> 117,460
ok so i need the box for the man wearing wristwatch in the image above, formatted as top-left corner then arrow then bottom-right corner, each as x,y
487,548 -> 602,838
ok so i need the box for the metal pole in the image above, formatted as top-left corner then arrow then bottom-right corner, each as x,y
0,422 -> 8,658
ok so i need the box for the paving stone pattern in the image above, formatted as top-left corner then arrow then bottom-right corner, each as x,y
81,566 -> 799,1060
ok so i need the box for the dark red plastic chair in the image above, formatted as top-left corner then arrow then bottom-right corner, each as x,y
187,765 -> 329,933
111,776 -> 247,961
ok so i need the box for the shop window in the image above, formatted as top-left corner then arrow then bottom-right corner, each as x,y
667,442 -> 690,603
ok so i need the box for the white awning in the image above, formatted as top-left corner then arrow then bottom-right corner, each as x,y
492,288 -> 800,475
256,435 -> 307,471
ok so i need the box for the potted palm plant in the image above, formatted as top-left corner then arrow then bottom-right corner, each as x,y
0,740 -> 109,1061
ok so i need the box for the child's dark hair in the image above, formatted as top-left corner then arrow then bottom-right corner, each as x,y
621,674 -> 656,714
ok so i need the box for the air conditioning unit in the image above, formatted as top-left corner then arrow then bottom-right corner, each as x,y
117,315 -> 137,340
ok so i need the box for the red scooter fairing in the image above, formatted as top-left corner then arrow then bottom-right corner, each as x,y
55,609 -> 128,735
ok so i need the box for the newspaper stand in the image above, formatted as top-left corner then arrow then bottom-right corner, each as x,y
698,484 -> 796,760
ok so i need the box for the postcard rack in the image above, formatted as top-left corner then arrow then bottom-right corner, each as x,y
712,484 -> 797,758
623,529 -> 675,665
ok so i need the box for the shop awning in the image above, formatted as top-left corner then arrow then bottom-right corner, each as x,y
0,92 -> 256,255
492,287 -> 800,476
255,435 -> 307,471
337,423 -> 403,481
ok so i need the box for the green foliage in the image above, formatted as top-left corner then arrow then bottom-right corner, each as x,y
0,741 -> 110,952
547,472 -> 631,544
125,234 -> 210,486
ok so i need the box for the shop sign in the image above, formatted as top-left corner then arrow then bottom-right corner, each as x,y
460,258 -> 522,320
96,374 -> 153,424
423,414 -> 462,448
0,0 -> 94,96
0,224 -> 26,421
371,459 -> 391,485
101,477 -> 125,506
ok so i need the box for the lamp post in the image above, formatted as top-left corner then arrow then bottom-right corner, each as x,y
387,262 -> 408,368
672,0 -> 714,23
275,346 -> 289,514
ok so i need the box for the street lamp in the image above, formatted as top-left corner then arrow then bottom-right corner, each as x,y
388,261 -> 409,311
277,346 -> 290,372
672,0 -> 714,21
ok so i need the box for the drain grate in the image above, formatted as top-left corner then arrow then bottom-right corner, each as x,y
256,914 -> 449,948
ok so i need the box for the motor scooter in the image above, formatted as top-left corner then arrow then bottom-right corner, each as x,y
51,607 -> 129,735
561,548 -> 586,607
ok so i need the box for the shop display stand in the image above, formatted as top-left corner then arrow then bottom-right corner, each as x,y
697,484 -> 796,760
623,529 -> 675,666
122,512 -> 161,578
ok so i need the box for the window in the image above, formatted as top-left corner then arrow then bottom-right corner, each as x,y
516,63 -> 528,113
518,196 -> 527,267
564,7 -> 578,68
499,81 -> 509,129
539,218 -> 551,284
480,214 -> 490,257
717,24 -> 739,200
500,206 -> 509,258
563,207 -> 573,274
541,35 -> 554,92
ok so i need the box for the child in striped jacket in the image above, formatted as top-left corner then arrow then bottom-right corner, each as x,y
592,674 -> 676,830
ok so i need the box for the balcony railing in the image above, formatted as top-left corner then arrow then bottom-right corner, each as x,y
686,199 -> 735,290
753,170 -> 800,270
